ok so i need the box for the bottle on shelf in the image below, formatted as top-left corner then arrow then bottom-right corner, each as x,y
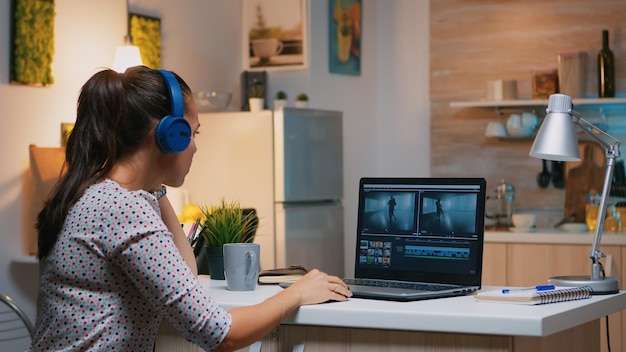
597,29 -> 615,98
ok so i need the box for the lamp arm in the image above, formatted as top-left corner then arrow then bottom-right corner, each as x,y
571,112 -> 621,159
572,112 -> 621,280
589,156 -> 614,278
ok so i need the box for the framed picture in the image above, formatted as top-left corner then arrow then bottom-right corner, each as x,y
129,13 -> 161,69
10,0 -> 56,86
329,0 -> 361,76
242,0 -> 308,72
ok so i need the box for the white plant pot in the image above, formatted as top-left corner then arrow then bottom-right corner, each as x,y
249,98 -> 264,112
273,99 -> 287,111
294,101 -> 308,108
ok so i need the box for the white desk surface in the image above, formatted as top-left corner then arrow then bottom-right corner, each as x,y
199,276 -> 626,337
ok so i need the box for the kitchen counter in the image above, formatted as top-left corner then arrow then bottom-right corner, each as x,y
486,230 -> 626,245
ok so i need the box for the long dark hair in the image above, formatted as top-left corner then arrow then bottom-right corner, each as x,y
36,66 -> 192,259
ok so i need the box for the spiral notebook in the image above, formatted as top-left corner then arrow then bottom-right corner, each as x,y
474,286 -> 593,305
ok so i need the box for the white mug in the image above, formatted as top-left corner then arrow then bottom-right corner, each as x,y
486,80 -> 517,101
223,243 -> 260,291
512,213 -> 536,229
251,39 -> 283,60
522,112 -> 538,129
485,121 -> 507,137
486,80 -> 504,101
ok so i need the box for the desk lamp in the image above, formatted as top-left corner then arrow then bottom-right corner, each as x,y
529,93 -> 620,294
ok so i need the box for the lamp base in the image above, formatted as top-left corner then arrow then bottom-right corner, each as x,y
549,275 -> 619,295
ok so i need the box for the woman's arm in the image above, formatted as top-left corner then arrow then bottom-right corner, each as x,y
214,269 -> 352,352
158,194 -> 198,276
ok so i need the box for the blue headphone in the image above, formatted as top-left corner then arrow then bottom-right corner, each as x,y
155,70 -> 192,154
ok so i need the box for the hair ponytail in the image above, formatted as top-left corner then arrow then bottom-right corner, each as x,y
36,66 -> 192,259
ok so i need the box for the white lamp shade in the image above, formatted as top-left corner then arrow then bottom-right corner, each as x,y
112,45 -> 143,73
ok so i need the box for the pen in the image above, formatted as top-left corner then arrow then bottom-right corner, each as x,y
188,218 -> 200,243
502,285 -> 555,294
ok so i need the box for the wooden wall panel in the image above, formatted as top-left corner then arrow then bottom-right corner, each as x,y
430,0 -> 626,224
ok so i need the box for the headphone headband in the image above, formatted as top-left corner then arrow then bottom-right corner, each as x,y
158,70 -> 184,117
154,70 -> 191,154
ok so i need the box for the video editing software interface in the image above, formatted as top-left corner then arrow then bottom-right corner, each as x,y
356,181 -> 484,280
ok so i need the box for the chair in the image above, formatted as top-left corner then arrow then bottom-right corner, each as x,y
0,293 -> 34,348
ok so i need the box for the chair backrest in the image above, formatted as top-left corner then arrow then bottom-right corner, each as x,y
0,293 -> 34,348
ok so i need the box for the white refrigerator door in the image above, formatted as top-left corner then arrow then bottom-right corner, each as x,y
274,108 -> 343,202
275,201 -> 344,277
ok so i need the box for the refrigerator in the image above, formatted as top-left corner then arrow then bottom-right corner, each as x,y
183,108 -> 344,276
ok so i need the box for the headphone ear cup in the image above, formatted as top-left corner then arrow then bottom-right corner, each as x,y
155,115 -> 192,154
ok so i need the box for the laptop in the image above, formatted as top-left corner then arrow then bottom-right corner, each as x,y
343,177 -> 487,301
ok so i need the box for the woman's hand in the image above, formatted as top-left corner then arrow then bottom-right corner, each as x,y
286,269 -> 352,305
220,268 -> 351,351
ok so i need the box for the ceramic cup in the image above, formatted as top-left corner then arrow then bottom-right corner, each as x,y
506,114 -> 533,137
485,80 -> 516,101
512,213 -> 536,230
251,39 -> 283,61
223,243 -> 260,291
486,80 -> 504,101
521,112 -> 538,130
485,121 -> 507,137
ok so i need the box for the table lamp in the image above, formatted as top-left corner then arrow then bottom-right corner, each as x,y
529,93 -> 620,294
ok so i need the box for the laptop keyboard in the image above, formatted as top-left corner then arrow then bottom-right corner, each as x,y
344,278 -> 457,291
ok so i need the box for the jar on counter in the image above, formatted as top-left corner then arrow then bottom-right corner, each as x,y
495,179 -> 515,227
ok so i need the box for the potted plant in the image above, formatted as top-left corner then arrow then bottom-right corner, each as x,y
295,93 -> 309,108
198,199 -> 259,279
248,85 -> 265,113
274,90 -> 288,111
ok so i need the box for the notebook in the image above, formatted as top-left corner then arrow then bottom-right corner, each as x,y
474,286 -> 593,305
343,177 -> 487,301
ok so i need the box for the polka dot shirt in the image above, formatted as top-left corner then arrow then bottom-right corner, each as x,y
31,179 -> 231,351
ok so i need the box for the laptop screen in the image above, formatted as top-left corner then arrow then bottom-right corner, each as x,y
355,177 -> 487,286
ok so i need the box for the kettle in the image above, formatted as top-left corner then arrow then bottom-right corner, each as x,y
488,179 -> 515,227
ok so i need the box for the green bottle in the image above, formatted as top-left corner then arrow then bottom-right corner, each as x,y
597,30 -> 615,98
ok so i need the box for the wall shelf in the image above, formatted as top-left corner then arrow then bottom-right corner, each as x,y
450,97 -> 626,109
12,255 -> 38,264
454,98 -> 626,141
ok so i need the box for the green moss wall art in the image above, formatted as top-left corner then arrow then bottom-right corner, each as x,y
129,13 -> 161,69
10,0 -> 56,86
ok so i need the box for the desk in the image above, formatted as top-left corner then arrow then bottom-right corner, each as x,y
483,230 -> 626,352
156,276 -> 626,352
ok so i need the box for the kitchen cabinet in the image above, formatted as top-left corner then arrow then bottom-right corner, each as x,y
266,325 -> 514,351
483,231 -> 626,352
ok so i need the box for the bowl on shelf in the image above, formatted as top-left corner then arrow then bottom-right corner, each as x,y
560,223 -> 588,233
195,90 -> 232,112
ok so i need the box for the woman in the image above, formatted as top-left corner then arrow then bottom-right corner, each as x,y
31,66 -> 351,351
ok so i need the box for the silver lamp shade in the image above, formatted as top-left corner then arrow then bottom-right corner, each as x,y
529,94 -> 581,162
